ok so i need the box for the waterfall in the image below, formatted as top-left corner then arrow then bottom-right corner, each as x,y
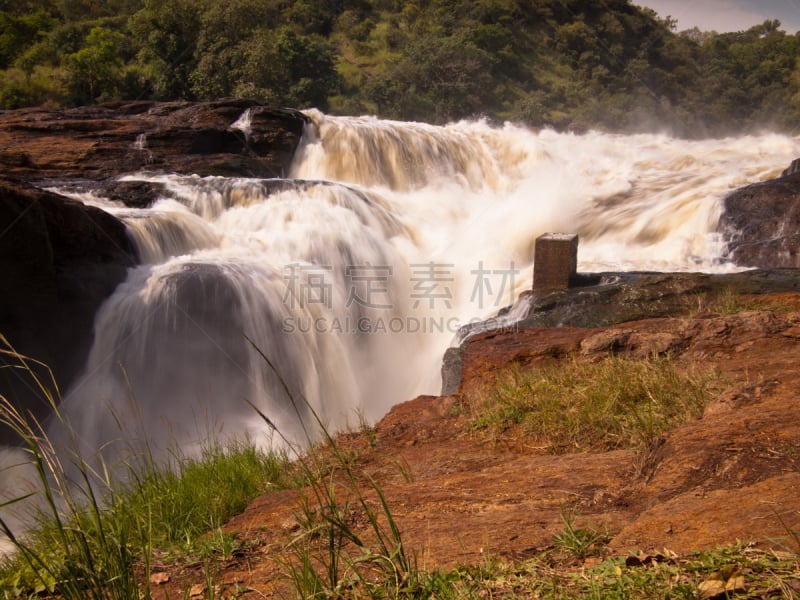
35,112 -> 800,472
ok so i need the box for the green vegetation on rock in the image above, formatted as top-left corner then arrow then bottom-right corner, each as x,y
470,355 -> 722,452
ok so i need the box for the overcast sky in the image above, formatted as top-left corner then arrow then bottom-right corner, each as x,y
633,0 -> 800,33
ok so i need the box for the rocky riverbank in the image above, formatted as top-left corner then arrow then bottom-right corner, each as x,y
721,170 -> 800,268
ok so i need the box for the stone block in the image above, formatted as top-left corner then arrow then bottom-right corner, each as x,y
533,233 -> 578,292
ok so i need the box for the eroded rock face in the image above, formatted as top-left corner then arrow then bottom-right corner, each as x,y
193,295 -> 800,597
518,270 -> 800,329
720,170 -> 800,268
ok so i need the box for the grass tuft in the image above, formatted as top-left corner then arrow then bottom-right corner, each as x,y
248,339 -> 421,598
553,510 -> 610,561
689,288 -> 800,316
471,355 -> 722,453
409,542 -> 800,599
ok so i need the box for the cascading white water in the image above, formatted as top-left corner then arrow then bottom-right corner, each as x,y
48,178 -> 423,469
21,111 -> 800,475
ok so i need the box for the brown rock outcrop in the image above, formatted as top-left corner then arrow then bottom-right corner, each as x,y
443,269 -> 800,394
144,292 -> 800,599
0,99 -> 307,182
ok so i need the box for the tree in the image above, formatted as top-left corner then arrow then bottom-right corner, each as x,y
233,26 -> 341,110
64,26 -> 125,103
129,0 -> 206,99
366,30 -> 497,122
189,0 -> 281,99
0,9 -> 56,69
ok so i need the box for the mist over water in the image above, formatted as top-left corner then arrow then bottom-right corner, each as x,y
25,112 -> 800,475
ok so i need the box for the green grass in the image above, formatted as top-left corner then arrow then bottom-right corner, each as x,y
0,440 -> 289,597
249,344 -> 419,599
471,355 -> 722,453
130,440 -> 291,552
0,335 -> 424,599
553,511 -> 610,561
285,538 -> 800,599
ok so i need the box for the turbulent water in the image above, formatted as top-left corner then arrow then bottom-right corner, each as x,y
15,111 -> 800,478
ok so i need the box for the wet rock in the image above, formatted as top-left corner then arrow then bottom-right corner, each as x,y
96,179 -> 172,208
720,171 -> 800,268
782,158 -> 800,177
0,177 -> 136,441
518,270 -> 800,330
441,347 -> 463,395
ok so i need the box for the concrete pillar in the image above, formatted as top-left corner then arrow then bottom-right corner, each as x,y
533,233 -> 578,293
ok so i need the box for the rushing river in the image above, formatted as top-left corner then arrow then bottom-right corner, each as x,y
7,110 -> 800,489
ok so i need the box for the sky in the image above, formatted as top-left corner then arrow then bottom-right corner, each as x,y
634,0 -> 800,33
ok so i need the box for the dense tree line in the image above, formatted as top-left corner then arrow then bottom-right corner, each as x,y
2,0 -> 800,137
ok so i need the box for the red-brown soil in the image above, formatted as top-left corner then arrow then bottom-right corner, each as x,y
147,294 -> 800,598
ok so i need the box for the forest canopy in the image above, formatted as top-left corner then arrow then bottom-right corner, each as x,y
2,0 -> 800,137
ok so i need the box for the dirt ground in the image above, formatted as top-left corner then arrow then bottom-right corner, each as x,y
147,293 -> 800,598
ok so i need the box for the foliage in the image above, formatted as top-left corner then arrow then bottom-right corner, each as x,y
64,26 -> 125,103
128,0 -> 205,100
0,65 -> 67,108
2,0 -> 800,135
0,9 -> 56,69
366,29 -> 497,122
228,26 -> 342,110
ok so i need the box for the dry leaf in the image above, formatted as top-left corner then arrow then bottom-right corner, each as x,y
698,579 -> 726,599
149,572 -> 169,585
698,568 -> 745,599
725,574 -> 745,593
